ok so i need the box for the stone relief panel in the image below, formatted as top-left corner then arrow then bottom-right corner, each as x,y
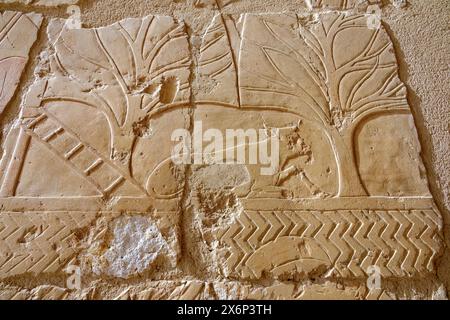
0,9 -> 444,299
192,12 -> 443,281
195,12 -> 431,197
0,15 -> 190,279
1,15 -> 191,200
0,11 -> 42,115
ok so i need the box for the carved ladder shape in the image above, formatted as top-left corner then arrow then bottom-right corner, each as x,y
21,111 -> 147,198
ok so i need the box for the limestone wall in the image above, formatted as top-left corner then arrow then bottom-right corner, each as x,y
0,0 -> 448,300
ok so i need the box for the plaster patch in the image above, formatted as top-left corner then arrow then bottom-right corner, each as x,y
92,215 -> 170,279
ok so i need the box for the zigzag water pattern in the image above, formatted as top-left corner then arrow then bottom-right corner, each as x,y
218,209 -> 442,279
0,212 -> 96,278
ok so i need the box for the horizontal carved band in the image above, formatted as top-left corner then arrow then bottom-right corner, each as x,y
0,197 -> 180,212
218,207 -> 443,279
0,212 -> 96,279
0,279 -> 395,300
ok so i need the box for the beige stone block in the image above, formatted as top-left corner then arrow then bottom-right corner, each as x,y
0,14 -> 189,280
190,12 -> 443,282
0,7 -> 445,300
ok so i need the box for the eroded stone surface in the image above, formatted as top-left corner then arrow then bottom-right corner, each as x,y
0,281 -> 375,300
0,0 -> 77,6
82,214 -> 179,279
2,279 -> 444,300
0,11 -> 42,115
0,284 -> 69,300
194,0 -> 236,9
304,0 -> 381,10
0,8 -> 446,300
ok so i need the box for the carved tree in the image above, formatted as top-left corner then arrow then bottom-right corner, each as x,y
238,13 -> 410,196
42,16 -> 191,168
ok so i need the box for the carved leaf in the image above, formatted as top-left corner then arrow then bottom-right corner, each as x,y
0,11 -> 42,115
197,14 -> 243,106
0,57 -> 25,110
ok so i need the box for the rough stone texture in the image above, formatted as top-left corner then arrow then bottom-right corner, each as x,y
304,0 -> 381,10
0,0 -> 448,300
0,0 -> 77,6
82,214 -> 178,279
